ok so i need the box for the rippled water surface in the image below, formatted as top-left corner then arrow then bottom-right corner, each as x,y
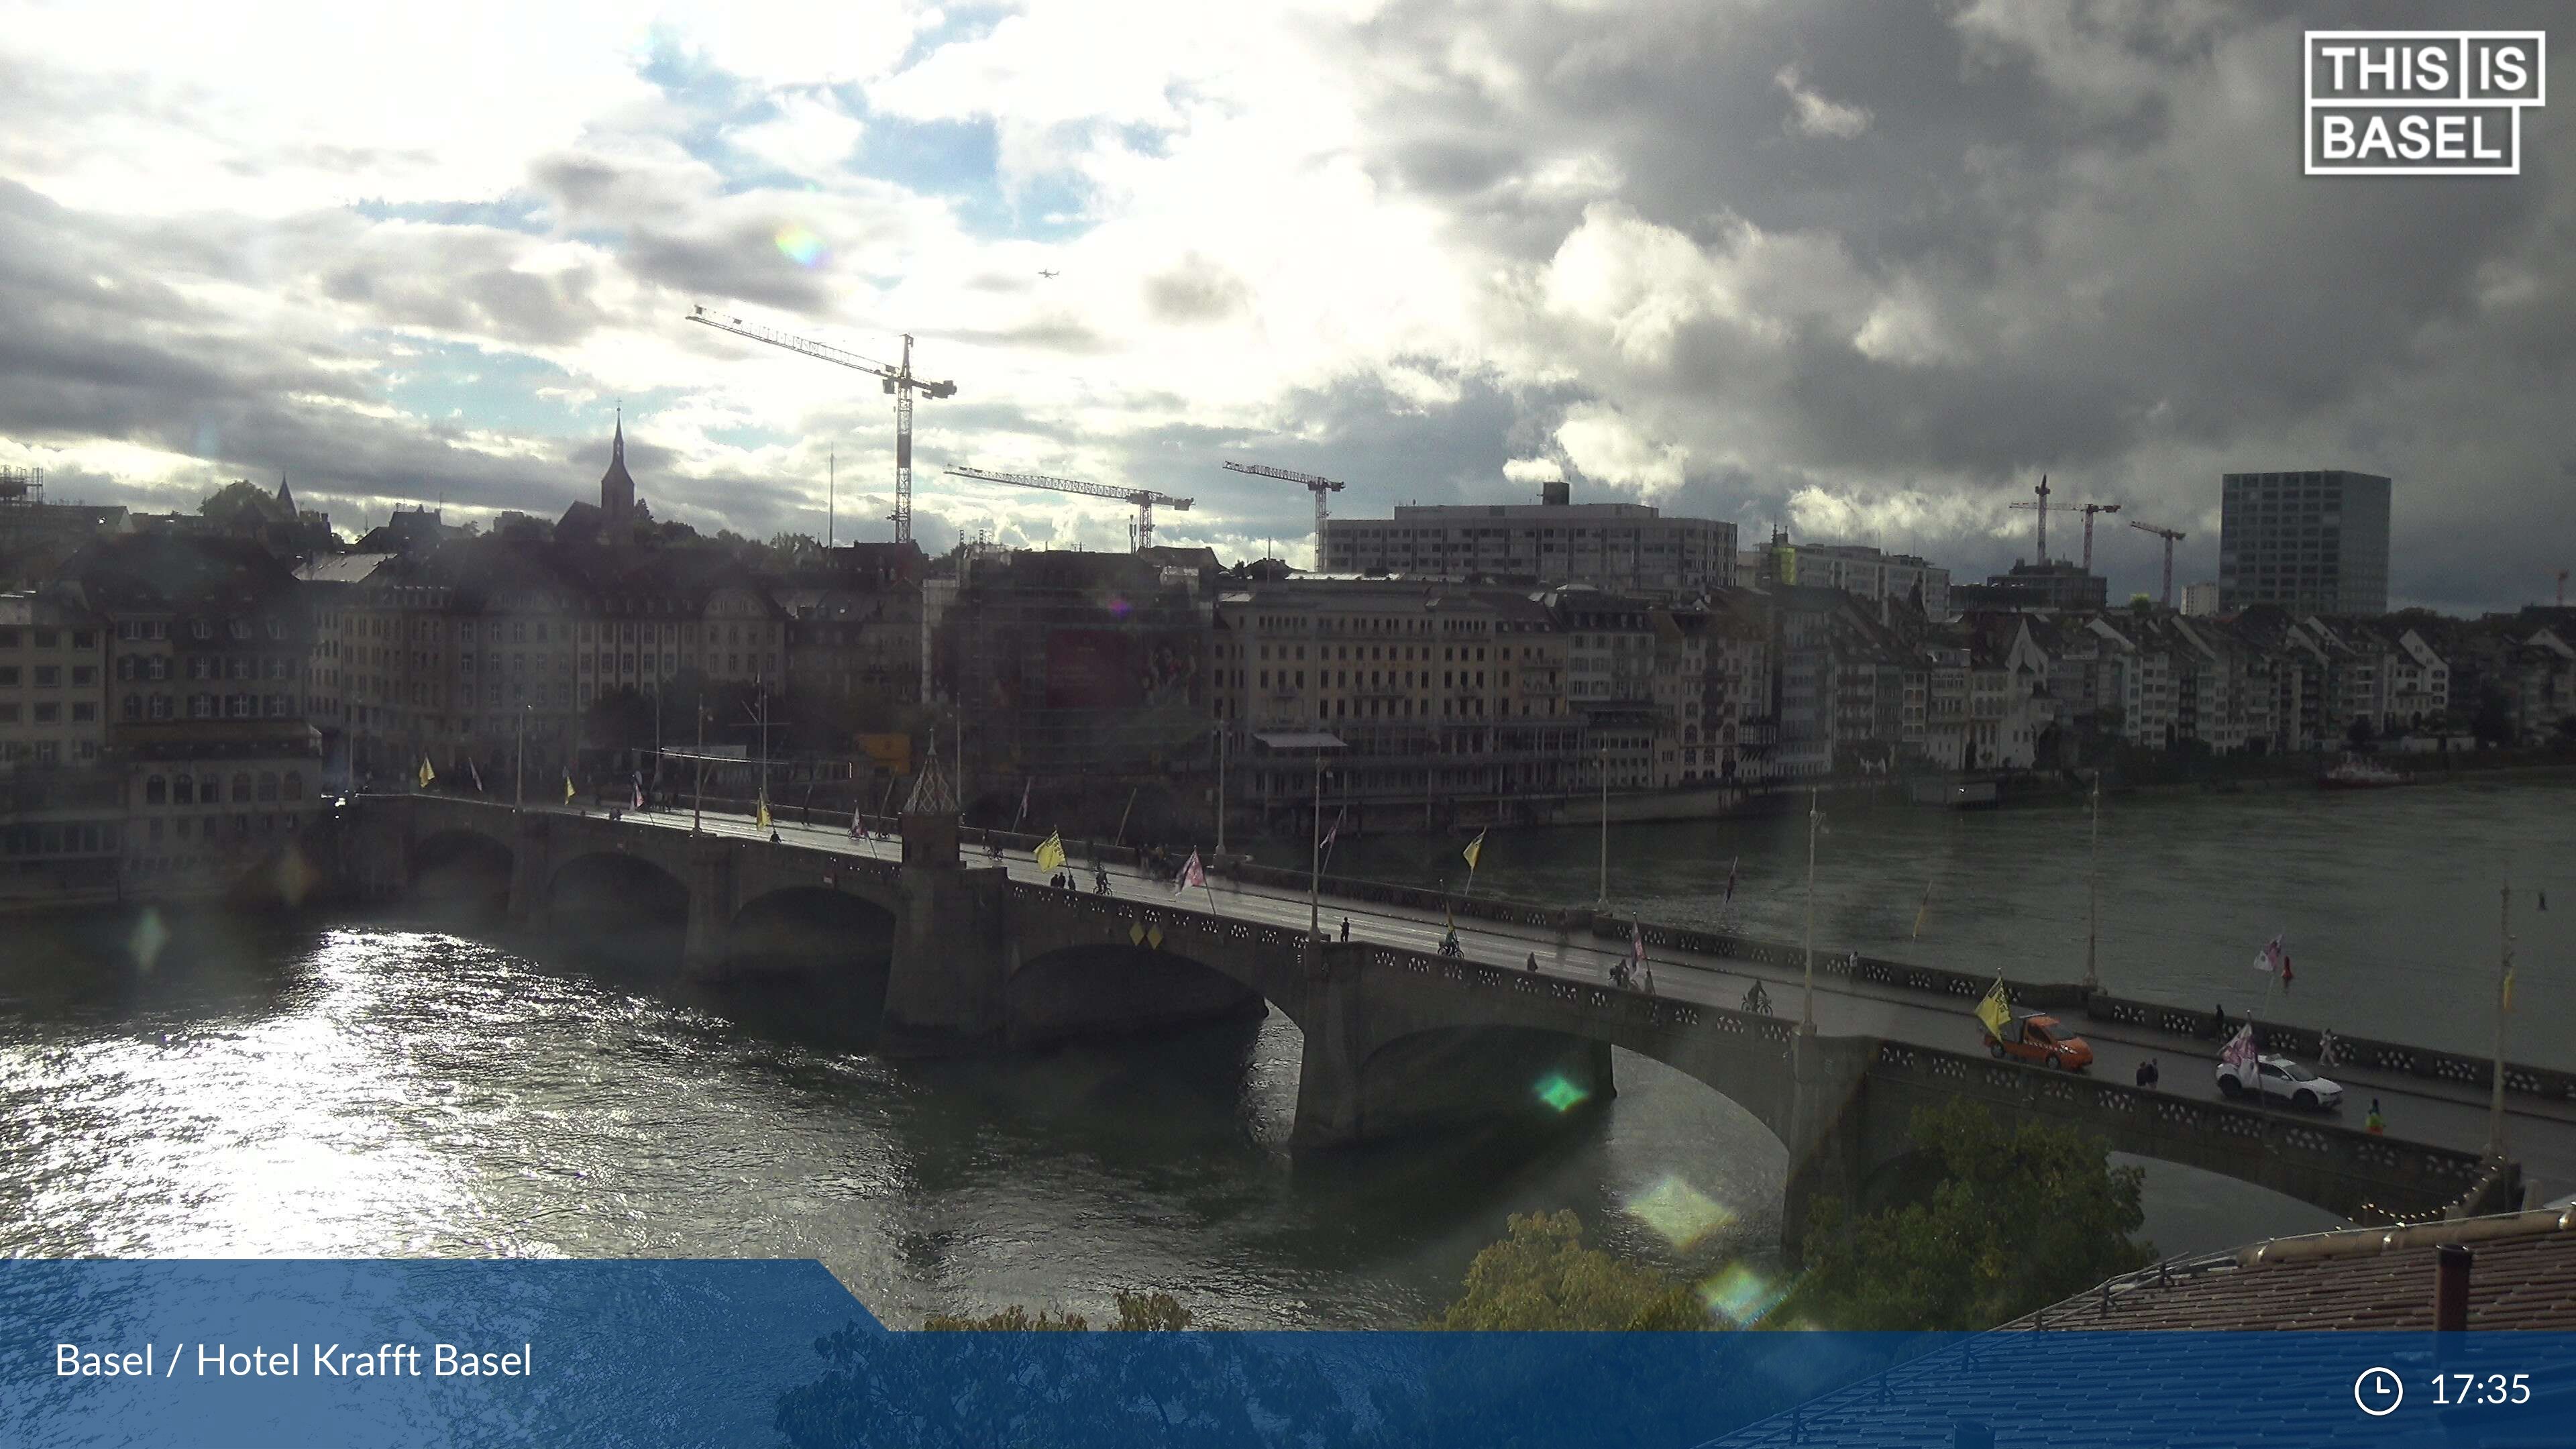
1,778 -> 2565,1326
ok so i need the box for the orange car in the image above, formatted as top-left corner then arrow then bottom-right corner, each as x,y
1983,1013 -> 2094,1072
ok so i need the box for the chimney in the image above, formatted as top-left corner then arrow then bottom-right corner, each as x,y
1541,480 -> 1570,506
2434,1243 -> 2472,1331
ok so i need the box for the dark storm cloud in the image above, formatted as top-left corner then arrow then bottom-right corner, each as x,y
1321,0 -> 2576,609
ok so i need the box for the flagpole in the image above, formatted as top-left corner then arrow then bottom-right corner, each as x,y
2492,874 -> 2514,1159
2082,769 -> 2102,994
1214,724 -> 1227,859
1802,787 -> 1820,1034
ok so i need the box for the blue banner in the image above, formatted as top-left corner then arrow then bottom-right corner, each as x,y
7,1260 -> 2576,1446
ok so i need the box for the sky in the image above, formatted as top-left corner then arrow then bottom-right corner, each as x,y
0,0 -> 2567,612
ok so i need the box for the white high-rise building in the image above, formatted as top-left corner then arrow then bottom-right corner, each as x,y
1320,482 -> 1735,594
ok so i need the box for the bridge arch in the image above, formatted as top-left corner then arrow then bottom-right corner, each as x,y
1006,941 -> 1269,1049
547,850 -> 692,974
727,885 -> 899,981
405,827 -> 516,921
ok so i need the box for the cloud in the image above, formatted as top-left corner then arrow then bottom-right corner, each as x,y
0,0 -> 2567,612
1774,64 -> 1872,138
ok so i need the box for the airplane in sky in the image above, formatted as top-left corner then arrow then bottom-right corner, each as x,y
1038,269 -> 1059,278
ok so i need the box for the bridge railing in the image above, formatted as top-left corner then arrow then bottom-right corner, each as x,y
2084,994 -> 2576,1106
1868,1040 -> 2493,1219
382,796 -> 2576,1111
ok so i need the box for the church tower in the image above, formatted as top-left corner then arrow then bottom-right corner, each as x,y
599,409 -> 636,521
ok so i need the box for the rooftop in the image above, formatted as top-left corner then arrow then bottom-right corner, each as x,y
2002,1205 -> 2576,1332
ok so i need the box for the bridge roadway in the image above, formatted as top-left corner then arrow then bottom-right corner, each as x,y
521,798 -> 2576,1207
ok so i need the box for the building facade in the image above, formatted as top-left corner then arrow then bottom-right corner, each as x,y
2218,469 -> 2392,616
1319,483 -> 1736,594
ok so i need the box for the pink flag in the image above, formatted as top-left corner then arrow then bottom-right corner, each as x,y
1173,849 -> 1205,896
1630,921 -> 1646,967
2253,935 -> 2286,975
2221,1025 -> 2258,1070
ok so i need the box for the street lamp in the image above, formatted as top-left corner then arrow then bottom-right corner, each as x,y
1595,745 -> 1609,908
1252,730 -> 1345,952
2492,875 -> 2515,1159
692,703 -> 708,835
1309,756 -> 1326,941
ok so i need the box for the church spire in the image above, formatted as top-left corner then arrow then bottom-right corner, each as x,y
599,405 -> 637,523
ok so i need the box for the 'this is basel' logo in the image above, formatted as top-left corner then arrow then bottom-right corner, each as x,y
2306,31 -> 2546,175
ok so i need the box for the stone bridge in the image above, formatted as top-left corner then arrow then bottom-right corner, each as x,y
341,794 -> 2510,1247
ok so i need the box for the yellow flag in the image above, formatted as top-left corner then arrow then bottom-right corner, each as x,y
1975,979 -> 2012,1040
564,773 -> 576,804
1034,831 -> 1066,873
417,756 -> 435,789
756,798 -> 771,831
1462,831 -> 1484,871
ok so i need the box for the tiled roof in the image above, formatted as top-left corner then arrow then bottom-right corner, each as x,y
2004,1208 -> 2576,1332
1701,1212 -> 2576,1448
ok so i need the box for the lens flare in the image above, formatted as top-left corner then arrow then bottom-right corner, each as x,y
1105,594 -> 1133,619
129,907 -> 170,973
1535,1073 -> 1589,1112
773,225 -> 828,268
1699,1262 -> 1789,1326
1625,1175 -> 1736,1249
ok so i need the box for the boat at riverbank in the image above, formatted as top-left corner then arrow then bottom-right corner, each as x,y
2320,756 -> 2409,790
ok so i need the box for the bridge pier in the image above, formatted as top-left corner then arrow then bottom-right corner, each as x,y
505,811 -> 551,926
1781,1032 -> 1878,1263
879,863 -> 1013,1055
680,840 -> 739,979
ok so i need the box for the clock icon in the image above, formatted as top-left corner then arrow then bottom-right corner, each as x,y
2355,1366 -> 2405,1417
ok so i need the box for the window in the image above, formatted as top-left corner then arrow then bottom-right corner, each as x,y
72,702 -> 95,722
34,702 -> 59,723
284,771 -> 303,801
146,775 -> 167,805
231,773 -> 253,803
258,772 -> 278,802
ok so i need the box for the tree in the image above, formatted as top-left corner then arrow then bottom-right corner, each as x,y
1426,1210 -> 1703,1331
197,479 -> 277,526
2469,684 -> 2514,747
922,1293 -> 1192,1332
1776,1099 -> 2151,1331
2347,714 -> 2377,749
774,1293 -> 1385,1449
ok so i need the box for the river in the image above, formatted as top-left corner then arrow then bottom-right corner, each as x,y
0,777 -> 2565,1328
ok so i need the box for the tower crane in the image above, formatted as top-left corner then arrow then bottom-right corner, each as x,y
2006,475 -> 2054,561
943,467 -> 1192,551
2077,502 -> 2123,573
2128,519 -> 2186,608
1221,461 -> 1343,566
685,303 -> 955,545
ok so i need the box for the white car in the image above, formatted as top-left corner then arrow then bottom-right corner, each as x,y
2216,1053 -> 2344,1111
